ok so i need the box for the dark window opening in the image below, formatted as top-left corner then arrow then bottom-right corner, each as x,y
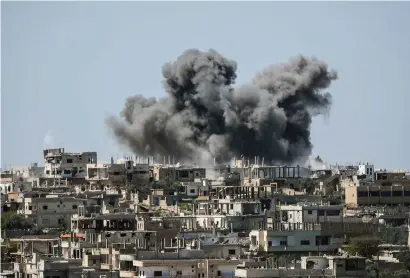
301,240 -> 310,245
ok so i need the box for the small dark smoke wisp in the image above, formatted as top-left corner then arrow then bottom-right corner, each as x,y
106,49 -> 338,165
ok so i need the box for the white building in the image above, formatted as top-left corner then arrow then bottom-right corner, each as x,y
235,255 -> 366,278
357,163 -> 375,181
279,203 -> 343,223
249,225 -> 343,253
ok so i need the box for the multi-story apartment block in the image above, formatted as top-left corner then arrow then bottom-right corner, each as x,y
18,194 -> 84,229
152,165 -> 206,183
345,184 -> 410,207
278,203 -> 343,223
249,223 -> 344,253
43,148 -> 97,179
235,255 -> 366,278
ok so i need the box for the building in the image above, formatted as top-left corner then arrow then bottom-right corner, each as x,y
249,224 -> 343,253
234,255 -> 367,278
278,203 -> 343,223
43,148 -> 97,179
345,184 -> 410,207
18,194 -> 84,229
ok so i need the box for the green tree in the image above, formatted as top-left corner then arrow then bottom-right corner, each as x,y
1,212 -> 32,230
346,235 -> 381,259
396,251 -> 410,272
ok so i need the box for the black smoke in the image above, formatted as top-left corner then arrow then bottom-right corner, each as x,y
106,49 -> 337,165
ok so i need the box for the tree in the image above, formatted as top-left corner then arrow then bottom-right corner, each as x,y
396,251 -> 410,272
1,212 -> 32,230
346,235 -> 381,259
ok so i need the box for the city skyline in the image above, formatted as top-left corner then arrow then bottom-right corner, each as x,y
2,1 -> 409,169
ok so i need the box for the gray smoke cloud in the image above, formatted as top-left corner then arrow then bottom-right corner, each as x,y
106,49 -> 338,165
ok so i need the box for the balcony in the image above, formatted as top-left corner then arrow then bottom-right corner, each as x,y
119,270 -> 137,277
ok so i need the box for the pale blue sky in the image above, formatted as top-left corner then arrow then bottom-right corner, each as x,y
1,1 -> 409,169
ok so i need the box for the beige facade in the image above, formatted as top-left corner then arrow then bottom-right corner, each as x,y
345,184 -> 410,207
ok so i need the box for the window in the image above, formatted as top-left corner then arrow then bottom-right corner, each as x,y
230,204 -> 233,209
64,170 -> 71,174
327,210 -> 340,216
280,241 -> 287,246
381,191 -> 391,197
358,191 -> 368,197
301,240 -> 310,245
217,271 -> 221,276
307,210 -> 312,215
228,249 -> 236,255
190,189 -> 195,193
42,205 -> 48,210
153,271 -> 163,277
72,205 -> 78,209
66,159 -> 73,163
46,170 -> 50,175
176,271 -> 182,276
318,210 -> 325,216
268,241 -> 272,247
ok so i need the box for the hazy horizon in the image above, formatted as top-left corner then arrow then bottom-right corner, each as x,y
2,1 -> 409,170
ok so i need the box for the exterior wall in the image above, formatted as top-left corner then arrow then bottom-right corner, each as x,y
20,196 -> 84,229
176,168 -> 206,182
280,205 -> 343,223
249,229 -> 342,253
153,167 -> 176,182
43,149 -> 97,179
358,164 -> 374,181
340,175 -> 360,190
183,181 -> 210,197
345,185 -> 410,206
134,259 -> 238,278
86,163 -> 126,184
132,164 -> 150,183
196,200 -> 261,217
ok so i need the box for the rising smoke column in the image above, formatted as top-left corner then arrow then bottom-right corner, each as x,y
106,49 -> 337,165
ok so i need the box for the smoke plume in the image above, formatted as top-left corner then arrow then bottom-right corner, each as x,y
106,49 -> 337,165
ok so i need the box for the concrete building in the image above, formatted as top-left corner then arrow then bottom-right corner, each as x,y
345,184 -> 410,207
357,163 -> 375,181
235,255 -> 367,278
249,224 -> 344,253
278,203 -> 343,223
86,162 -> 127,185
43,148 -> 97,179
18,195 -> 84,229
